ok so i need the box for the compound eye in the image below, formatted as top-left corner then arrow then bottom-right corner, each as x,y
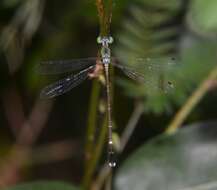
97,36 -> 102,44
109,36 -> 114,43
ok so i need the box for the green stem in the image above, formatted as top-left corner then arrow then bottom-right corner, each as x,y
166,66 -> 217,134
96,0 -> 104,35
85,80 -> 101,167
104,0 -> 113,35
83,67 -> 114,190
82,1 -> 114,189
96,0 -> 113,36
82,116 -> 108,190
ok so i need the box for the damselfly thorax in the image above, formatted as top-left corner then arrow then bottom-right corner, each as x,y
88,59 -> 103,79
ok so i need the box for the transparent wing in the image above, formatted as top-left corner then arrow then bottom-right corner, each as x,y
36,57 -> 98,75
40,65 -> 95,99
112,57 -> 177,71
111,57 -> 177,91
112,63 -> 149,83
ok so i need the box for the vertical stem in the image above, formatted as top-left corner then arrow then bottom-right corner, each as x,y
82,1 -> 114,189
104,0 -> 113,35
96,0 -> 113,36
96,0 -> 105,35
82,116 -> 108,190
92,102 -> 144,190
85,80 -> 101,167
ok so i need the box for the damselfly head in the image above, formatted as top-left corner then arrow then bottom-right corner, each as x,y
97,36 -> 101,44
108,36 -> 114,44
97,36 -> 114,45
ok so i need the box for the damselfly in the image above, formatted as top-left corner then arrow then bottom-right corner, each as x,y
37,36 -> 177,167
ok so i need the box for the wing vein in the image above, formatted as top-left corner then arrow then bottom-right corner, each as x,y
40,65 -> 95,99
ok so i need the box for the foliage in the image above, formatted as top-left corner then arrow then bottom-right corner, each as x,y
0,0 -> 217,190
115,0 -> 217,114
187,0 -> 217,36
114,121 -> 217,190
114,0 -> 183,113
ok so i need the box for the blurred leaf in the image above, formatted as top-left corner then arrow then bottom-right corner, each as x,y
115,0 -> 182,113
4,181 -> 80,190
187,0 -> 217,36
114,121 -> 217,190
141,0 -> 181,12
115,0 -> 217,113
1,0 -> 20,8
170,36 -> 217,106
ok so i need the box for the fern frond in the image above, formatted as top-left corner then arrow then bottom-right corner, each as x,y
114,0 -> 183,113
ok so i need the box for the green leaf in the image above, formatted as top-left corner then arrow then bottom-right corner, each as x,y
114,121 -> 217,190
188,0 -> 217,36
4,181 -> 80,190
141,0 -> 181,12
2,0 -> 20,8
114,0 -> 182,113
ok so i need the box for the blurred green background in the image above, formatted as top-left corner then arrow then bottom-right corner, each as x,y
0,0 -> 217,190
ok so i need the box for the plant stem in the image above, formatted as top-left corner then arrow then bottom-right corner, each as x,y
0,99 -> 52,187
104,0 -> 113,35
120,101 -> 144,152
82,1 -> 114,189
96,0 -> 113,36
166,66 -> 217,134
82,116 -> 108,190
92,101 -> 144,190
96,0 -> 104,35
85,80 -> 101,167
83,66 -> 114,189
